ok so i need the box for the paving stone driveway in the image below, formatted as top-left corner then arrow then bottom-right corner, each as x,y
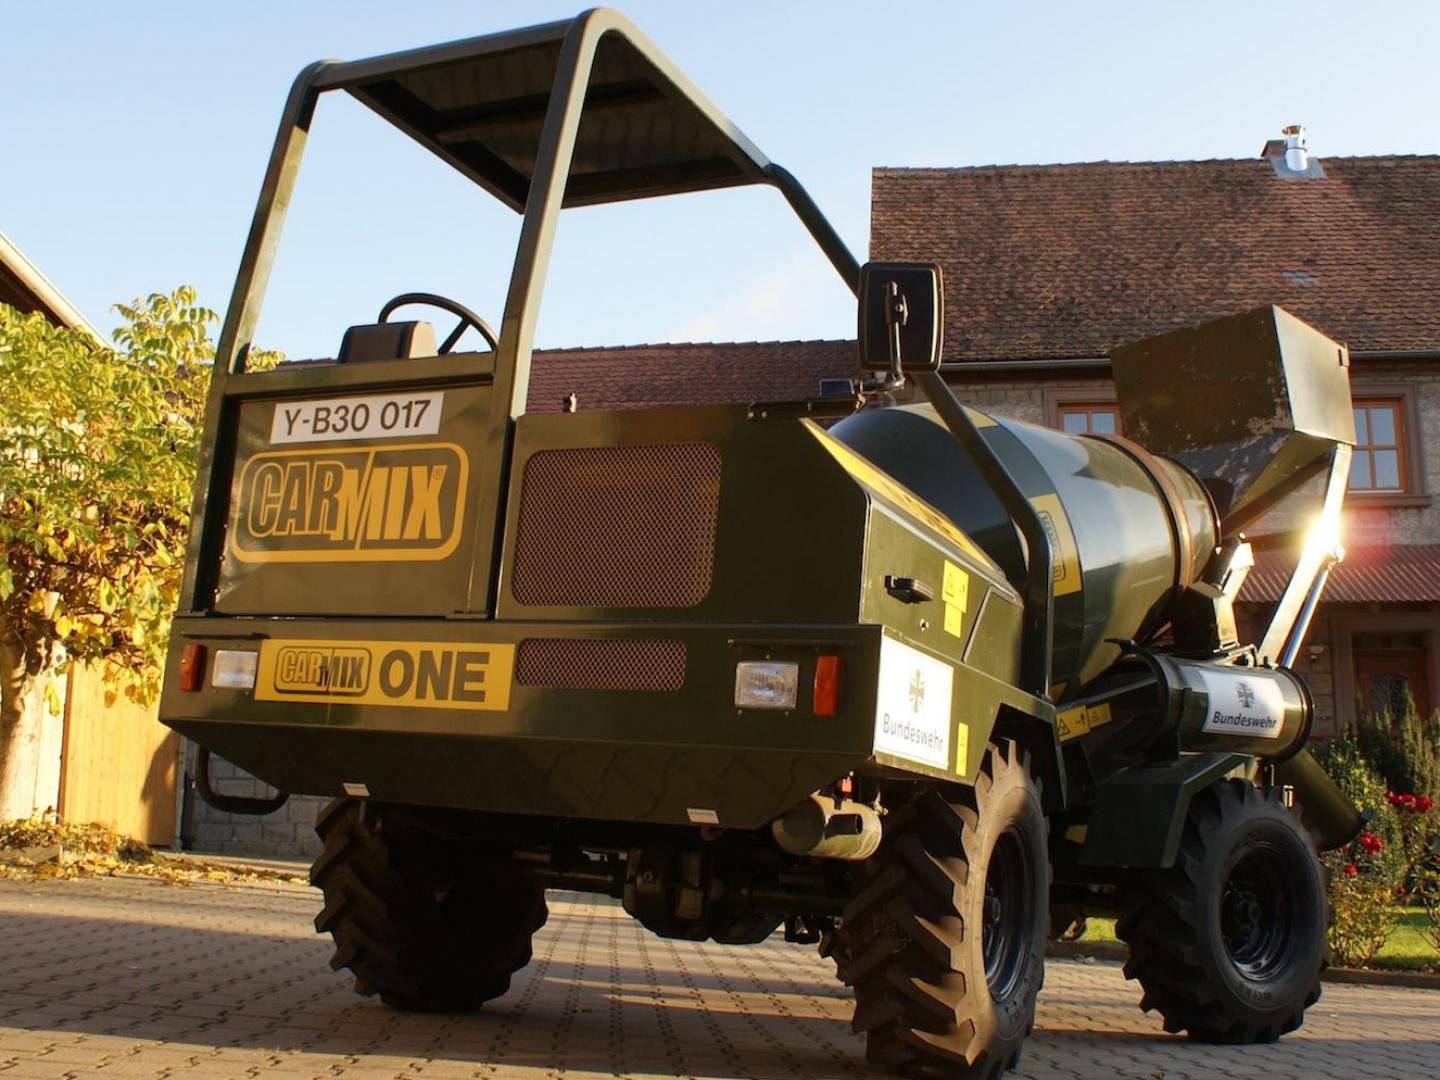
0,877 -> 1436,1079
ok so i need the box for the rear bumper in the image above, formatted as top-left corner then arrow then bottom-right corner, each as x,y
161,616 -> 882,829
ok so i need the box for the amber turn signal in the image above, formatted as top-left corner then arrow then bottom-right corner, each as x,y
179,643 -> 206,692
813,655 -> 841,717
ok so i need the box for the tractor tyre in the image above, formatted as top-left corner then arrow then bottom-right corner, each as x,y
832,740 -> 1049,1079
1116,779 -> 1328,1042
311,798 -> 547,1013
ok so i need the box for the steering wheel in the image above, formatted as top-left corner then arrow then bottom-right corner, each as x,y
377,292 -> 499,354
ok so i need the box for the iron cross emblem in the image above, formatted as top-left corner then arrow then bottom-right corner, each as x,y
908,670 -> 926,713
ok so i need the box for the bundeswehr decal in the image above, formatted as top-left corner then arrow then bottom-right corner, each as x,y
873,637 -> 954,769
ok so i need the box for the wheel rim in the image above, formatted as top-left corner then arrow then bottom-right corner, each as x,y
1220,842 -> 1298,980
983,826 -> 1033,1001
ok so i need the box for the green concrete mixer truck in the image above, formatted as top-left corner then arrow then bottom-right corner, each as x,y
159,10 -> 1362,1078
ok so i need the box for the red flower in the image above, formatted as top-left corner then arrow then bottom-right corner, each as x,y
1387,791 -> 1402,805
1416,795 -> 1433,813
1400,794 -> 1417,809
1358,832 -> 1385,855
1344,863 -> 1359,877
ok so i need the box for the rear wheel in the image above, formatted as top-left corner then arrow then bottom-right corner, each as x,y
311,798 -> 547,1012
1116,779 -> 1327,1042
832,740 -> 1049,1079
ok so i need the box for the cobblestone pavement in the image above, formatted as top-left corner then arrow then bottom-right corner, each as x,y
1,877 -> 1436,1079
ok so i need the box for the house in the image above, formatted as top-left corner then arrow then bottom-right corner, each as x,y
868,136 -> 1440,734
0,229 -> 101,340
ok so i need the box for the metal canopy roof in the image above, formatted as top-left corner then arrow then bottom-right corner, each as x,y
316,12 -> 773,211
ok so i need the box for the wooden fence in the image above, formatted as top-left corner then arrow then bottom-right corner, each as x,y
58,664 -> 178,845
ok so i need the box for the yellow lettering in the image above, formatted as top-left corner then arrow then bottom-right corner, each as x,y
309,461 -> 345,536
274,462 -> 310,537
354,467 -> 390,543
382,465 -> 408,541
403,465 -> 447,541
246,462 -> 284,537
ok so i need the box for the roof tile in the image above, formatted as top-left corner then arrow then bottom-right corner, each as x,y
871,156 -> 1440,360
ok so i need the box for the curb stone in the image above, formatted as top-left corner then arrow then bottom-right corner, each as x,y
1047,938 -> 1440,989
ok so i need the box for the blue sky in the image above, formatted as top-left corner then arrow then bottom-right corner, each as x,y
4,1 -> 1437,359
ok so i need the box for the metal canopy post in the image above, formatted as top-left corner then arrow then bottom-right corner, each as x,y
175,9 -> 863,618
1258,443 -> 1352,666
177,62 -> 330,613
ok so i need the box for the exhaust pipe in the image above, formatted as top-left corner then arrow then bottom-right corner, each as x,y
772,794 -> 882,861
1274,749 -> 1366,850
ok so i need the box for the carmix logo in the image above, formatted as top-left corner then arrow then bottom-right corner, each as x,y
228,443 -> 468,562
255,639 -> 514,712
271,645 -> 370,696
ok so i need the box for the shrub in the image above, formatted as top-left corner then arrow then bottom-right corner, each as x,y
1354,696 -> 1440,800
1312,734 -> 1405,964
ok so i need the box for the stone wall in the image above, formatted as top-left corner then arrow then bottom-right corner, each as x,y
183,742 -> 324,859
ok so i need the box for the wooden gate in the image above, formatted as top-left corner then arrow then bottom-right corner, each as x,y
58,663 -> 178,846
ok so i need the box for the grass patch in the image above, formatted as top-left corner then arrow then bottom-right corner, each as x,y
1076,909 -> 1440,972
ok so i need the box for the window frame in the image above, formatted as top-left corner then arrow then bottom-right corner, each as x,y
1044,386 -> 1122,436
1347,383 -> 1429,506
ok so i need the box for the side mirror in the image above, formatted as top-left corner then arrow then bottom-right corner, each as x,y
858,261 -> 944,375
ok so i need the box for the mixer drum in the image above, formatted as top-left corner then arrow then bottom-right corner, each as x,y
831,405 -> 1217,699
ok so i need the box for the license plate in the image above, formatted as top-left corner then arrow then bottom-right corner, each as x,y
269,391 -> 443,444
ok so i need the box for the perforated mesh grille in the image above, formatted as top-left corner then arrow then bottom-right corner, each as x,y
515,638 -> 686,691
511,443 -> 721,607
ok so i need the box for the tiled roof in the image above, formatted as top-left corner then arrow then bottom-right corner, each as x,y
871,156 -> 1440,361
525,339 -> 857,412
1242,544 -> 1440,604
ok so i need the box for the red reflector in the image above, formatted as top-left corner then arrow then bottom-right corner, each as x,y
179,643 -> 206,692
814,655 -> 842,717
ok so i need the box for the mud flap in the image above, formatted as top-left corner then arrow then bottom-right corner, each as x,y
1079,752 -> 1252,868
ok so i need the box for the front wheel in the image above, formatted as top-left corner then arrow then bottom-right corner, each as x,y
311,799 -> 547,1013
1116,779 -> 1328,1042
832,740 -> 1049,1079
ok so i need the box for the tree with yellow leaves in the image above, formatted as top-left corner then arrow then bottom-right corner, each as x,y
0,288 -> 276,799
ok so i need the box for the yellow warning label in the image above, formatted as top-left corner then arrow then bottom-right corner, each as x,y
942,561 -> 969,610
255,639 -> 513,711
944,603 -> 966,638
1029,493 -> 1082,597
954,720 -> 970,776
1058,701 -> 1115,742
1057,706 -> 1087,742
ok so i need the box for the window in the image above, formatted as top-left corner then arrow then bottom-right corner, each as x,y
1057,402 -> 1120,436
1349,399 -> 1406,492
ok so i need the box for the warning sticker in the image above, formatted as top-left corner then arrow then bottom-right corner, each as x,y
1057,701 -> 1115,743
255,639 -> 514,712
874,637 -> 954,770
942,561 -> 969,610
944,603 -> 966,638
